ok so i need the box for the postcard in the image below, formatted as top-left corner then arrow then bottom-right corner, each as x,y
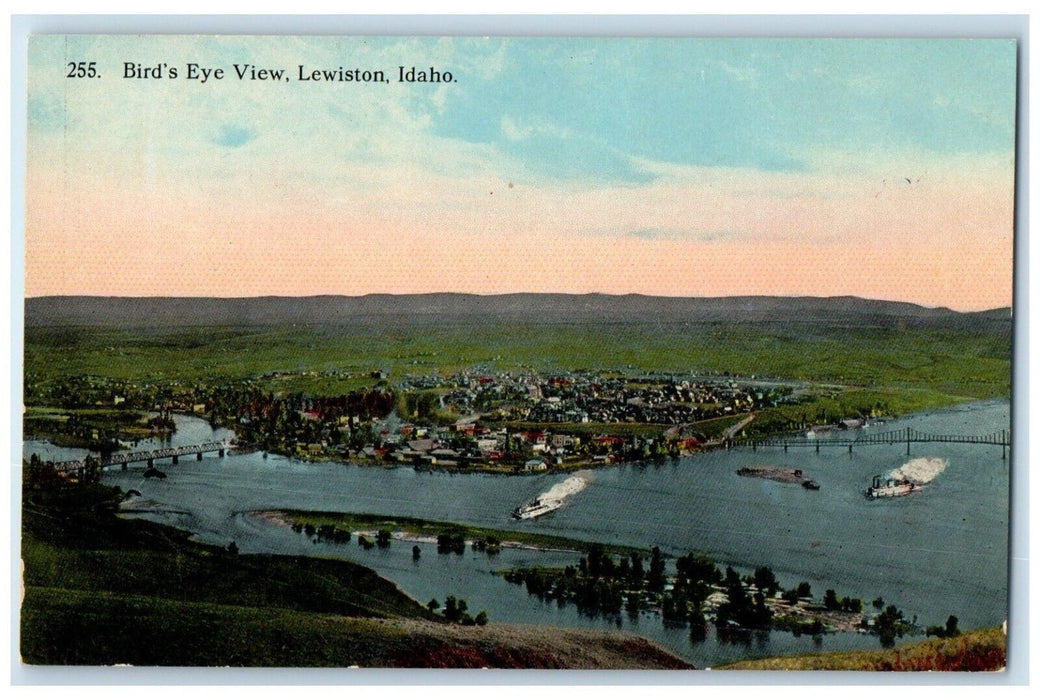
19,32 -> 1016,673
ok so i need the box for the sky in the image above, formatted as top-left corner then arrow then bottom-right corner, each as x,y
25,36 -> 1018,310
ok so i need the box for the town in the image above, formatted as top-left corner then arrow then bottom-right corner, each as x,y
25,366 -> 815,473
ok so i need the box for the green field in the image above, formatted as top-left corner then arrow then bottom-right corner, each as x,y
23,321 -> 1012,441
25,321 -> 1010,396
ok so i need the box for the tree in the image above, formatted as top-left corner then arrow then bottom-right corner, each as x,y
587,544 -> 605,579
475,610 -> 488,626
629,552 -> 644,585
26,453 -> 47,488
82,455 -> 101,485
716,566 -> 753,629
875,605 -> 908,647
444,595 -> 468,623
662,590 -> 688,623
689,608 -> 708,641
753,566 -> 779,597
427,598 -> 440,613
945,615 -> 960,637
824,589 -> 840,611
675,553 -> 721,591
647,546 -> 666,593
412,545 -> 421,560
626,592 -> 641,616
841,597 -> 863,614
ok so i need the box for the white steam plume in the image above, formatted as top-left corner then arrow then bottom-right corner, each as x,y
538,470 -> 593,502
888,456 -> 948,484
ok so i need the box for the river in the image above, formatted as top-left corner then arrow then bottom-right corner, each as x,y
24,400 -> 1011,668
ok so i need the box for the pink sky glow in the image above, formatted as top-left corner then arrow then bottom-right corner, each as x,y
25,163 -> 1014,311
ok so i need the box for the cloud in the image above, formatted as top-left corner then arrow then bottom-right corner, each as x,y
27,97 -> 66,131
713,59 -> 758,85
213,125 -> 255,148
626,228 -> 736,242
24,36 -> 1015,310
500,115 -> 575,142
500,115 -> 534,141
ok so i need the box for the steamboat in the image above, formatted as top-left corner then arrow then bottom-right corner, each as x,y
866,474 -> 922,499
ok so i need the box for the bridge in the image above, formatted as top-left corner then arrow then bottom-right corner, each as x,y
727,427 -> 1011,458
50,441 -> 231,476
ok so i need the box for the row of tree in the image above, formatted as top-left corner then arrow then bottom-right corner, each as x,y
427,596 -> 488,626
24,453 -> 102,488
502,545 -> 669,619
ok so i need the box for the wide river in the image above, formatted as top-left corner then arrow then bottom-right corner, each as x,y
25,400 -> 1011,668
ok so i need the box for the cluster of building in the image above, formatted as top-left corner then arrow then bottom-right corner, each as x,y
356,417 -> 588,471
330,369 -> 800,470
400,369 -> 792,426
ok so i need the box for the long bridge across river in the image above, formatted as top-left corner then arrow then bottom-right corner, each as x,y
51,441 -> 231,476
728,427 -> 1011,458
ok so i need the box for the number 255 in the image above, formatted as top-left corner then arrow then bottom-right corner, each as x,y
66,62 -> 97,78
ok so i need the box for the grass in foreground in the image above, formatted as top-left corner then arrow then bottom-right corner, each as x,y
22,587 -> 690,668
715,626 -> 1006,672
20,484 -> 688,668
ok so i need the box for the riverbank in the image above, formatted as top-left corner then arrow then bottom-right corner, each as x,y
266,508 -> 900,643
225,391 -> 1001,478
21,483 -> 690,669
257,509 -> 648,557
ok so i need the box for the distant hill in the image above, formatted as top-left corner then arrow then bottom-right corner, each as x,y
24,294 -> 1012,332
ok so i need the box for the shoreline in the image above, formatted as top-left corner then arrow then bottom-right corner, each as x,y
219,397 -> 1010,477
249,509 -> 611,556
24,397 -> 1009,480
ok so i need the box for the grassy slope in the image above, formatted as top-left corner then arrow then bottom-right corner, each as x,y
20,485 -> 689,668
716,627 -> 1006,672
22,589 -> 690,669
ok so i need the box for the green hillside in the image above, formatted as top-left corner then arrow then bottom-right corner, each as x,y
20,484 -> 688,668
